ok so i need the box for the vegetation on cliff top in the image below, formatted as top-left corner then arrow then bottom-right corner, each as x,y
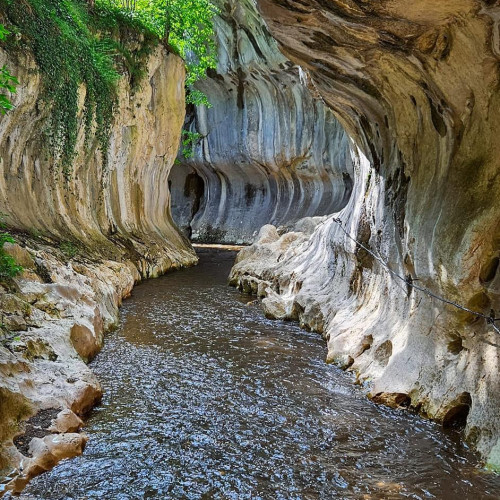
0,24 -> 17,114
102,0 -> 218,106
0,0 -> 217,177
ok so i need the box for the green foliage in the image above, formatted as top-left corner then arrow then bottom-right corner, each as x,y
59,241 -> 78,259
0,234 -> 23,278
0,0 -> 217,178
1,0 -> 118,177
186,88 -> 211,108
0,214 -> 22,279
181,130 -> 201,158
100,0 -> 218,105
0,0 -> 156,178
91,1 -> 160,87
0,24 -> 18,114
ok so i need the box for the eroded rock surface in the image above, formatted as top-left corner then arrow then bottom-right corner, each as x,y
232,0 -> 500,467
0,242 -> 141,494
0,44 -> 194,275
170,0 -> 353,244
0,44 -> 196,492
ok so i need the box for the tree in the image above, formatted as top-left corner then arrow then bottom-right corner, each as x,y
101,0 -> 218,104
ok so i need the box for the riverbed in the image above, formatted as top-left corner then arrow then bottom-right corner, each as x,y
22,250 -> 500,499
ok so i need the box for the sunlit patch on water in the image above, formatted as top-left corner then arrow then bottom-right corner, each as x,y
21,250 -> 500,499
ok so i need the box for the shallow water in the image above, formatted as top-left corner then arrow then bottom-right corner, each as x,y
23,250 -> 500,499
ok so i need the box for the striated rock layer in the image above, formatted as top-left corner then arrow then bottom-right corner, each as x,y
0,45 -> 196,492
230,0 -> 500,466
0,44 -> 195,276
169,0 -> 353,244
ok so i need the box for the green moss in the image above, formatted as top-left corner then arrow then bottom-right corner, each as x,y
59,240 -> 78,259
0,0 -> 159,179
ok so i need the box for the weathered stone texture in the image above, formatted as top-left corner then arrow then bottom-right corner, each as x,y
0,45 -> 195,275
170,0 -> 353,244
0,45 -> 196,491
231,0 -> 500,467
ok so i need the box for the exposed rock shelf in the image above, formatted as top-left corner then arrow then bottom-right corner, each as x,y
230,0 -> 500,468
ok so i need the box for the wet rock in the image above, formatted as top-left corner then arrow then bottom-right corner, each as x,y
9,433 -> 88,494
371,393 -> 411,409
326,353 -> 354,370
436,392 -> 472,429
30,432 -> 87,464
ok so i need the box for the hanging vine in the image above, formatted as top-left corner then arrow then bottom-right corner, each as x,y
0,0 -> 158,179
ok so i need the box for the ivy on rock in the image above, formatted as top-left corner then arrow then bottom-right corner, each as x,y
0,24 -> 18,114
0,0 -> 218,179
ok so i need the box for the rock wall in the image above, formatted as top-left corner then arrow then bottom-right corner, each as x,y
230,0 -> 500,467
0,44 -> 196,492
169,0 -> 353,244
0,44 -> 195,276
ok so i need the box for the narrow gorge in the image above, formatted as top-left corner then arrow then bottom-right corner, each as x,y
231,0 -> 500,470
0,0 -> 499,497
170,0 -> 353,244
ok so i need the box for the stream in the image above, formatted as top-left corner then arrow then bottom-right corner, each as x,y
22,250 -> 500,499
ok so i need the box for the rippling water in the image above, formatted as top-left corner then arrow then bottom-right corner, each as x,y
23,250 -> 500,499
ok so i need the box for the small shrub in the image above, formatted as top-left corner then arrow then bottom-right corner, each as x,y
0,214 -> 23,279
0,237 -> 23,278
59,241 -> 78,259
181,130 -> 201,159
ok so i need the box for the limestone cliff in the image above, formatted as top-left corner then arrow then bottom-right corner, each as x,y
169,0 -> 353,244
0,43 -> 196,492
231,0 -> 500,467
0,44 -> 194,276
